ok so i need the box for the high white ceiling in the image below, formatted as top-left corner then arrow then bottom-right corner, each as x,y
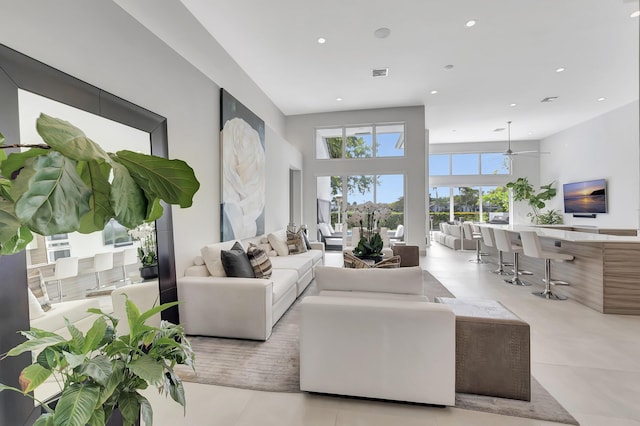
179,0 -> 638,143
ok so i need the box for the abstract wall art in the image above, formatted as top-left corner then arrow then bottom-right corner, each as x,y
220,89 -> 266,241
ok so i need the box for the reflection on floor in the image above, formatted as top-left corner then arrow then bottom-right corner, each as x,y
142,245 -> 637,425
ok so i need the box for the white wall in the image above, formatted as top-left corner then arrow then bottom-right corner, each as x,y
429,140 -> 541,224
286,106 -> 427,251
540,101 -> 640,229
0,0 -> 299,275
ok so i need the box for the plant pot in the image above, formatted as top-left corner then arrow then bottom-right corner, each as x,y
139,265 -> 158,281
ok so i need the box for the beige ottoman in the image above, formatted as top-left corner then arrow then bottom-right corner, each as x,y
434,297 -> 531,401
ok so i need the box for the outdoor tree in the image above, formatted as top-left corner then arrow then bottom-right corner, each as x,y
482,186 -> 509,211
326,136 -> 378,197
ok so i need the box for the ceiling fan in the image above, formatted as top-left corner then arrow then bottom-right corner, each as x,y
502,121 -> 548,158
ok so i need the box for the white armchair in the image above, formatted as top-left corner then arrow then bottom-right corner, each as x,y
299,266 -> 456,405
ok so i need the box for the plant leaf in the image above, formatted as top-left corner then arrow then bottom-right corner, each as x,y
113,150 -> 199,208
33,413 -> 55,426
117,391 -> 141,426
19,363 -> 52,393
0,177 -> 12,201
165,369 -> 186,408
53,383 -> 100,426
65,319 -> 85,353
108,161 -> 147,229
135,302 -> 178,330
80,355 -> 112,387
0,199 -> 20,243
125,297 -> 141,337
36,114 -> 110,162
82,317 -> 108,354
139,394 -> 153,426
0,224 -> 33,255
0,148 -> 50,179
0,131 -> 4,146
145,197 -> 163,222
63,351 -> 86,370
128,354 -> 164,386
86,408 -> 105,426
6,334 -> 66,357
13,151 -> 91,235
36,347 -> 58,370
78,160 -> 114,233
97,360 -> 124,406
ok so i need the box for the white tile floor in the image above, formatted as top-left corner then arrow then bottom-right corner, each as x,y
146,244 -> 640,425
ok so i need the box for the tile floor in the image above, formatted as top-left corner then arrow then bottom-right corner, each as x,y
146,244 -> 640,425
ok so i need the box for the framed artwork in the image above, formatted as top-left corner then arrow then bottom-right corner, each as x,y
220,89 -> 266,241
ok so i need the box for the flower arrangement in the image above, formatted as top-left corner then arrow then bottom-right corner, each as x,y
349,202 -> 390,259
128,222 -> 157,267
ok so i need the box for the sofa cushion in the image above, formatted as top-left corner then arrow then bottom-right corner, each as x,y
315,265 -> 424,295
30,298 -> 101,334
268,254 -> 313,277
286,229 -> 308,254
268,231 -> 289,256
246,243 -> 273,278
292,249 -> 323,265
221,242 -> 255,278
28,288 -> 46,319
270,269 -> 298,304
201,240 -> 240,277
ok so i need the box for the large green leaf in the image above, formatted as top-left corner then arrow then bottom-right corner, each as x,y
36,114 -> 110,162
0,148 -> 50,179
6,334 -> 66,356
65,319 -> 85,353
135,301 -> 178,331
125,297 -> 141,338
13,151 -> 91,235
79,355 -> 112,387
0,177 -> 12,201
0,130 -> 4,146
139,394 -> 153,426
33,413 -> 55,426
63,351 -> 86,370
109,161 -> 147,229
0,224 -> 33,255
0,199 -> 20,243
117,391 -> 141,426
165,369 -> 186,408
19,363 -> 52,393
145,197 -> 163,222
113,150 -> 199,208
78,160 -> 114,233
53,383 -> 100,426
86,408 -> 105,426
82,317 -> 108,354
128,355 -> 164,386
97,361 -> 124,406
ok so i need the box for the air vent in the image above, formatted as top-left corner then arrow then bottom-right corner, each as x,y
493,128 -> 506,132
541,96 -> 558,103
372,68 -> 389,77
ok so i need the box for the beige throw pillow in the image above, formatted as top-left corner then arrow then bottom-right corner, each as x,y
247,244 -> 273,278
28,279 -> 51,312
286,230 -> 308,255
267,233 -> 289,256
201,240 -> 241,277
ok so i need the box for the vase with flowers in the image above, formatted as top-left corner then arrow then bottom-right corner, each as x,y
349,202 -> 390,262
128,222 -> 158,280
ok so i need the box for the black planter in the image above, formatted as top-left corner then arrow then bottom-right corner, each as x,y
140,265 -> 158,280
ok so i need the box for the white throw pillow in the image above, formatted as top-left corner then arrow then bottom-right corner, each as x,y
318,223 -> 332,237
267,233 -> 289,256
28,288 -> 46,320
201,240 -> 241,277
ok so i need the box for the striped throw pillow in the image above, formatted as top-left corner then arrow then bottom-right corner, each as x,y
343,251 -> 370,269
373,255 -> 401,269
28,279 -> 52,312
247,244 -> 273,278
286,230 -> 308,254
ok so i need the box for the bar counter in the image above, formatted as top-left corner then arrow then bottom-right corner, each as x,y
487,225 -> 640,315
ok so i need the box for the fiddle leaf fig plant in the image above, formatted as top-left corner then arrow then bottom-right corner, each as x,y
0,298 -> 195,426
0,113 -> 200,254
506,177 -> 562,224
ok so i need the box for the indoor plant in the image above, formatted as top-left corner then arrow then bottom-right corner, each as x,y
0,297 -> 195,426
506,177 -> 563,224
128,223 -> 158,280
350,203 -> 389,260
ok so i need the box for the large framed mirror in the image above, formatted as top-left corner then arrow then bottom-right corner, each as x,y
0,43 -> 178,423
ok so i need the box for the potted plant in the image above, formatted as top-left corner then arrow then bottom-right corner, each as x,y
128,223 -> 159,280
350,203 -> 390,261
0,114 -> 200,424
1,297 -> 195,426
506,177 -> 563,224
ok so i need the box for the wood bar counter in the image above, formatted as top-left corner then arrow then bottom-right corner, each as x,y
491,226 -> 640,315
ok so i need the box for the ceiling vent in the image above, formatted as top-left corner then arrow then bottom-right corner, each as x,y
372,68 -> 389,77
541,96 -> 558,103
493,127 -> 506,132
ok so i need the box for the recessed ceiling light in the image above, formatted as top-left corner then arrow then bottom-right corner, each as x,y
374,27 -> 391,39
336,97 -> 343,102
556,67 -> 565,73
317,37 -> 326,44
597,97 -> 606,102
444,64 -> 454,70
430,90 -> 438,94
465,19 -> 477,27
528,132 -> 533,135
631,10 -> 640,18
510,103 -> 517,107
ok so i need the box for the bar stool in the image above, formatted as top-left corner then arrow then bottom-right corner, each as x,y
462,222 -> 485,264
493,228 -> 531,286
478,226 -> 511,275
121,247 -> 139,282
40,257 -> 79,302
519,231 -> 574,300
88,252 -> 114,290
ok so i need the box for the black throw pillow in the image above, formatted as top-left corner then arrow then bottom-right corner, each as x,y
300,227 -> 312,250
221,242 -> 255,278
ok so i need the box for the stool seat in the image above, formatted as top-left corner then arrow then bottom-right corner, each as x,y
493,228 -> 532,286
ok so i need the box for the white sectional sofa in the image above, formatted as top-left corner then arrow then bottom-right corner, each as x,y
177,229 -> 324,340
433,222 -> 476,250
299,266 -> 456,406
29,297 -> 101,338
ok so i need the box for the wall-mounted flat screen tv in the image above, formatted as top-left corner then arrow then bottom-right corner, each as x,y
563,179 -> 607,214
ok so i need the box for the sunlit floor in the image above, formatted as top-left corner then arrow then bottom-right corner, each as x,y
145,244 -> 640,425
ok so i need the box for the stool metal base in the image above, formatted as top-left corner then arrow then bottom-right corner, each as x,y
494,269 -> 514,276
533,289 -> 567,300
505,277 -> 531,286
543,278 -> 570,286
516,270 -> 534,276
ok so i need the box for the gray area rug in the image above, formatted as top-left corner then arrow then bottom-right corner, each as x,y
177,271 -> 578,425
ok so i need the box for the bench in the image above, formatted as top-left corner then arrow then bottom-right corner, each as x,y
434,297 -> 531,401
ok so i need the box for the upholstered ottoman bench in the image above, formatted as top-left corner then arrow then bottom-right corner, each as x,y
434,297 -> 531,401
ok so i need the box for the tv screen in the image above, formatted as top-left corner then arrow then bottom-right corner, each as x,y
563,179 -> 607,214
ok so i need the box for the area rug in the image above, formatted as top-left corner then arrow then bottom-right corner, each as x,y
176,271 -> 578,425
